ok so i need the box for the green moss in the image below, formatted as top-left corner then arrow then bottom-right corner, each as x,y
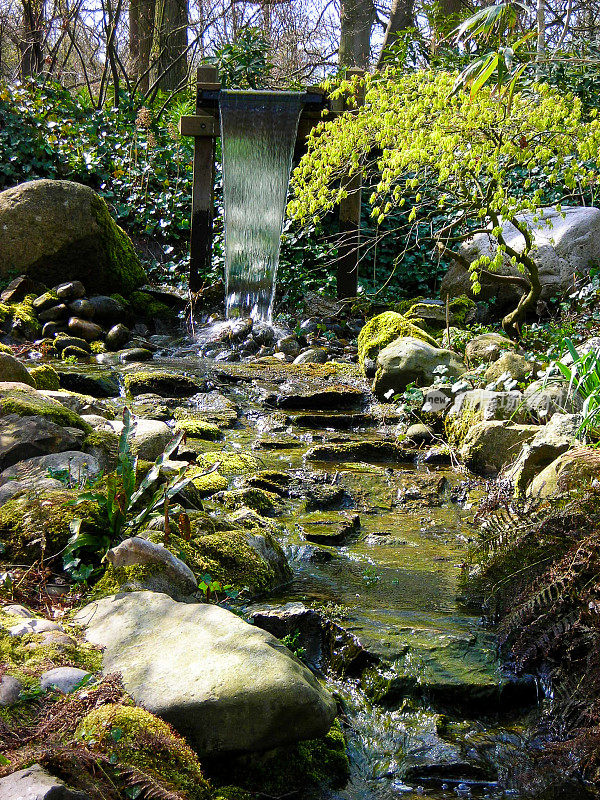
30,364 -> 60,391
174,418 -> 223,440
89,563 -> 161,599
0,490 -> 99,564
124,370 -> 203,398
76,703 -> 211,800
90,194 -> 146,295
0,626 -> 102,687
444,402 -> 484,448
210,721 -> 349,795
189,470 -> 229,497
217,488 -> 278,516
0,385 -> 91,431
194,452 -> 258,477
0,342 -> 12,354
168,529 -> 289,594
83,430 -> 120,471
7,295 -> 41,335
62,346 -> 90,361
90,340 -> 106,354
129,290 -> 175,320
357,311 -> 437,372
0,302 -> 10,322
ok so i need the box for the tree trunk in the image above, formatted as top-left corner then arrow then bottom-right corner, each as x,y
152,0 -> 188,93
339,0 -> 375,69
20,0 -> 44,77
377,0 -> 413,66
130,0 -> 156,93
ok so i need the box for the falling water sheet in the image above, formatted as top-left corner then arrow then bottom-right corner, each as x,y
220,90 -> 303,323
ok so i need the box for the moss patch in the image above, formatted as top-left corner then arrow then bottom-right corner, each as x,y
76,703 -> 211,800
6,295 -> 41,336
89,194 -> 146,295
194,452 -> 258,477
174,418 -> 223,440
216,488 -> 278,516
83,430 -> 120,471
0,384 -> 91,432
89,564 -> 162,600
129,290 -> 176,320
30,364 -> 60,391
357,311 -> 437,372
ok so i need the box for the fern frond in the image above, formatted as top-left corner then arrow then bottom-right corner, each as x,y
119,765 -> 188,800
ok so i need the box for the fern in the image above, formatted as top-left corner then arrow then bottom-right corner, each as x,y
120,765 -> 188,800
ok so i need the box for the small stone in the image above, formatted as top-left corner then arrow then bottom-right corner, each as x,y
40,666 -> 91,693
119,347 -> 153,363
33,291 -> 61,311
1,275 -> 46,304
0,675 -> 23,706
2,603 -> 31,617
9,618 -> 62,636
68,298 -> 95,319
53,336 -> 91,354
38,303 -> 68,322
38,630 -> 77,647
67,317 -> 105,342
293,348 -> 328,365
88,295 -> 126,320
405,423 -> 435,444
105,323 -> 131,351
56,280 -> 86,302
61,345 -> 90,360
0,764 -> 90,800
275,336 -> 301,358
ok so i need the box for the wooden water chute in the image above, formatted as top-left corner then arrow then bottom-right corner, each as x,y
179,67 -> 364,299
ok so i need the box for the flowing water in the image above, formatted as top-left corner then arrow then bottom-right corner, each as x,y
220,91 -> 303,322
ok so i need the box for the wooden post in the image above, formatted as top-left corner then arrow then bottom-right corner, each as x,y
332,68 -> 365,300
180,65 -> 219,293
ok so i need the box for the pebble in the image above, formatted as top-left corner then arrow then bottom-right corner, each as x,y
37,630 -> 78,647
0,675 -> 23,706
293,348 -> 328,365
33,291 -> 61,312
56,280 -> 86,301
53,336 -> 91,354
9,618 -> 62,637
40,667 -> 91,694
88,295 -> 126,319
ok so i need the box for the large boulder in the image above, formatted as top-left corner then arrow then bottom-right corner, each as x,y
446,389 -> 525,446
75,591 -> 337,755
0,180 -> 145,295
0,352 -> 34,385
523,379 -> 582,421
373,337 -> 465,397
528,447 -> 600,498
504,412 -> 582,494
0,764 -> 89,800
441,207 -> 600,306
459,421 -> 540,475
0,413 -> 85,470
464,333 -> 516,365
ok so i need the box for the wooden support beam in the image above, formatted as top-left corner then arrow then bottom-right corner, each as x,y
331,68 -> 364,300
189,65 -> 219,293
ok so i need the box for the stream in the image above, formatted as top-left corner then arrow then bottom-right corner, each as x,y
64,353 -> 543,800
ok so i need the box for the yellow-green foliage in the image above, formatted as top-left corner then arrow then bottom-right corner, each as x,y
289,70 -> 600,297
174,418 -> 223,440
90,341 -> 106,354
357,311 -> 436,371
0,490 -> 99,564
129,290 -> 175,320
89,564 -> 161,599
0,342 -> 12,354
30,364 -> 60,390
445,402 -> 484,448
189,468 -> 229,497
76,703 -> 211,800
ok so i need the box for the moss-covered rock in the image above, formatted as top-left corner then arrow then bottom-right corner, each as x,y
83,429 -> 120,471
5,295 -> 41,338
76,703 -> 211,800
0,382 -> 91,431
0,181 -> 145,295
0,490 -> 99,564
124,370 -> 205,398
174,418 -> 223,440
216,488 -> 279,516
89,563 -> 163,600
194,451 -> 258,477
129,290 -> 176,320
190,469 -> 229,497
30,363 -> 60,390
357,311 -> 437,373
209,720 -> 349,795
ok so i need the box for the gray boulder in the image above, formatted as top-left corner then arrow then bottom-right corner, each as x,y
75,591 -> 336,755
0,353 -> 34,386
40,667 -> 91,694
0,414 -> 84,470
523,379 -> 582,421
0,764 -> 89,800
373,337 -> 465,397
459,421 -> 540,475
108,418 -> 172,460
106,537 -> 197,599
441,206 -> 600,305
504,412 -> 582,494
0,675 -> 22,706
528,447 -> 600,498
0,451 -> 101,489
0,179 -> 145,294
464,333 -> 515,364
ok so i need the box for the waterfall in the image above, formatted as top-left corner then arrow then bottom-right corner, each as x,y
219,90 -> 303,323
